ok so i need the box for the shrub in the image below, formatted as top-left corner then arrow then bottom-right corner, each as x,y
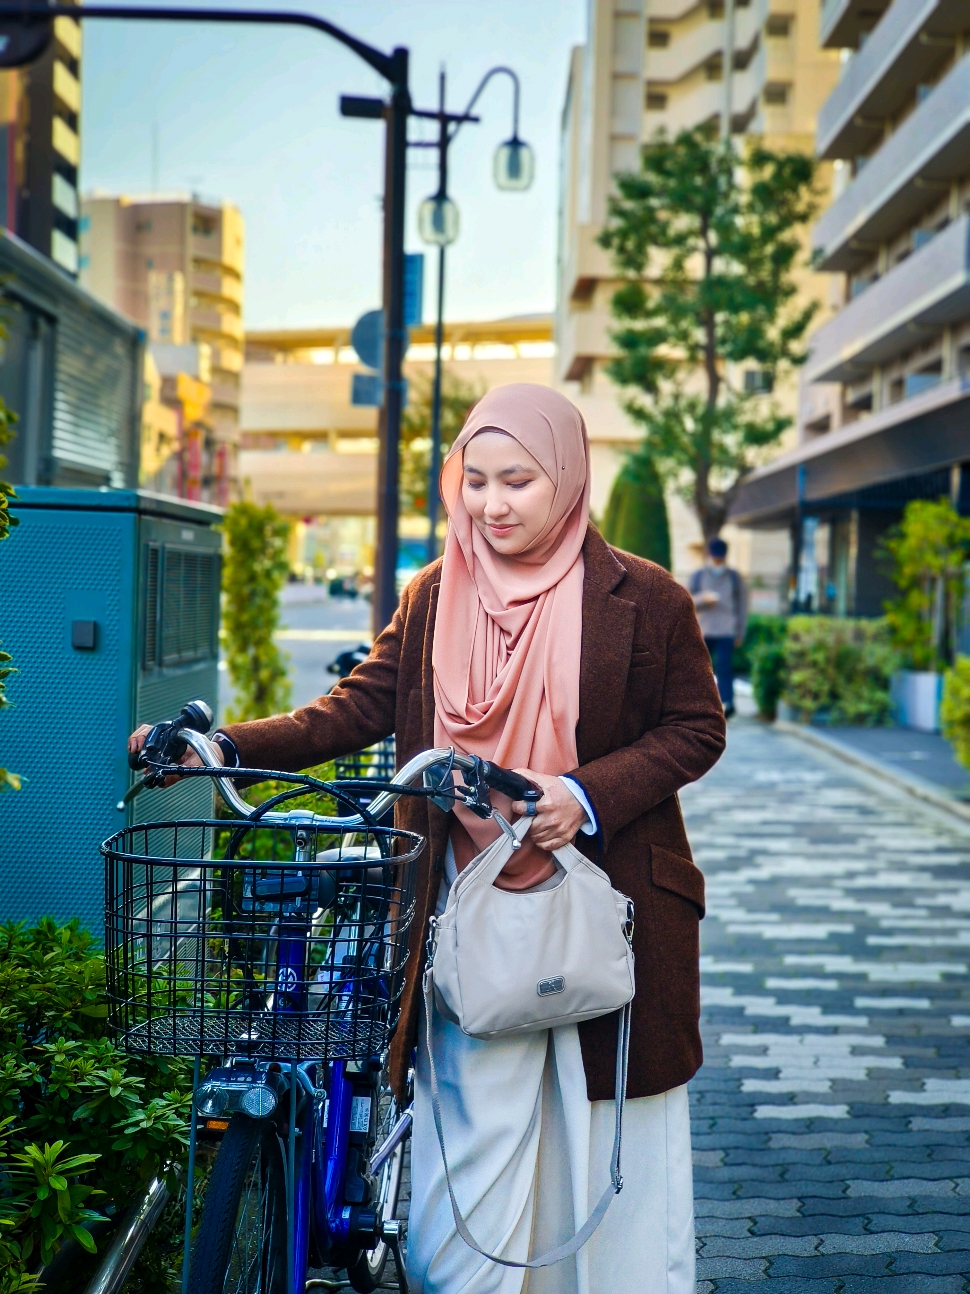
782,615 -> 898,726
0,918 -> 191,1293
600,447 -> 671,569
221,500 -> 292,722
751,640 -> 787,721
881,498 -> 970,671
941,655 -> 970,772
733,613 -> 787,678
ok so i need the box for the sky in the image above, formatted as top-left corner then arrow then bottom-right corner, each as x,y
80,0 -> 587,330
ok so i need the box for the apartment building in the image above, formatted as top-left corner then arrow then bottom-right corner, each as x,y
731,0 -> 970,615
79,194 -> 244,504
0,12 -> 82,275
557,0 -> 838,593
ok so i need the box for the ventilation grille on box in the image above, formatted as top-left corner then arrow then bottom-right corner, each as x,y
142,544 -> 219,670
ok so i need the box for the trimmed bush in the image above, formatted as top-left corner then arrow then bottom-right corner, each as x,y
941,655 -> 970,772
601,449 -> 671,569
782,616 -> 897,726
751,640 -> 788,721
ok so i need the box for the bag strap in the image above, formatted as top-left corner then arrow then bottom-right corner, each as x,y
421,970 -> 632,1269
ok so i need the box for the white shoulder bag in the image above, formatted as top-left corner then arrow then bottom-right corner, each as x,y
422,814 -> 636,1269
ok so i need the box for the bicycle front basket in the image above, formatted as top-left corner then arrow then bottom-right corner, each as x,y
102,818 -> 423,1062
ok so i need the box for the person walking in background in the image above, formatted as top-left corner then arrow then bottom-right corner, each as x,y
690,537 -> 748,719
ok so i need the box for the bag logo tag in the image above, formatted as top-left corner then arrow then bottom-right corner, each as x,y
537,976 -> 565,997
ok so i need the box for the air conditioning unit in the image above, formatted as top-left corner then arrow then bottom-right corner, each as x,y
0,487 -> 223,934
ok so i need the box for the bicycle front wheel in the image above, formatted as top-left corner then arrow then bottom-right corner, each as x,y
188,1115 -> 287,1294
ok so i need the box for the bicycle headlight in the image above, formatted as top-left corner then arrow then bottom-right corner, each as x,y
195,1083 -> 228,1117
240,1085 -> 278,1119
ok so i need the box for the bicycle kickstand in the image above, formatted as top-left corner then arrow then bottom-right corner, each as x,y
382,1219 -> 409,1292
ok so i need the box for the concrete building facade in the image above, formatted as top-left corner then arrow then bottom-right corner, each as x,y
731,0 -> 970,617
556,0 -> 839,601
79,194 -> 244,504
240,314 -> 644,578
0,13 -> 83,276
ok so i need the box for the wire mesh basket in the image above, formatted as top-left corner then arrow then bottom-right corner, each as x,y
102,817 -> 422,1061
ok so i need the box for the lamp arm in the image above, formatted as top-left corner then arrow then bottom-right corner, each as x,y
450,64 -> 520,145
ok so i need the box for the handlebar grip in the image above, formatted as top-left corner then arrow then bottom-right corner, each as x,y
480,761 -> 542,803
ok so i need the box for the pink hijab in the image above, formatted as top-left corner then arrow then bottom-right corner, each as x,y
432,383 -> 591,856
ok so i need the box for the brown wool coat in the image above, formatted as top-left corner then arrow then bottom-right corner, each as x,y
222,526 -> 726,1102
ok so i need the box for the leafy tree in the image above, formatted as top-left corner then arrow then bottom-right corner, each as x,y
400,371 -> 485,515
599,126 -> 818,540
600,448 -> 671,568
221,501 -> 292,722
881,498 -> 970,671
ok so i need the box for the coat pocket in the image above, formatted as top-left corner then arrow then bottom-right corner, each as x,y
649,845 -> 703,1017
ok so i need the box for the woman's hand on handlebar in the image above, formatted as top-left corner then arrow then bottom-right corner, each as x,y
127,724 -> 224,787
510,769 -> 586,851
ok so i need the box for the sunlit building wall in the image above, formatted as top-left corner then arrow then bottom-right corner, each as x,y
79,193 -> 244,504
557,0 -> 840,600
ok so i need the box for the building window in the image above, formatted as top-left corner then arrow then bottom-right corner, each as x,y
744,369 -> 773,395
766,14 -> 792,37
646,91 -> 668,110
764,82 -> 790,106
916,83 -> 934,106
706,59 -> 723,81
648,28 -> 670,47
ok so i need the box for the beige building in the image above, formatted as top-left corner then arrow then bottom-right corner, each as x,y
240,314 -> 642,576
557,0 -> 840,603
79,193 -> 244,503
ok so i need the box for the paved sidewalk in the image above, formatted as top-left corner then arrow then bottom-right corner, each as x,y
682,721 -> 970,1292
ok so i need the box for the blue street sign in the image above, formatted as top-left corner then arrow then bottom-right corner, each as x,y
351,372 -> 383,407
351,310 -> 384,372
404,253 -> 424,327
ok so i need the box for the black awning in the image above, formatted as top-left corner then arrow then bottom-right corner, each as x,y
730,388 -> 970,527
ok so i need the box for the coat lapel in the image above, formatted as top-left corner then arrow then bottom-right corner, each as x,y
577,528 -> 637,764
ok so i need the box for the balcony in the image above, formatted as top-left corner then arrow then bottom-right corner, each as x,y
804,213 -> 970,386
819,0 -> 890,51
646,1 -> 765,85
647,41 -> 766,135
817,0 -> 965,160
812,53 -> 970,273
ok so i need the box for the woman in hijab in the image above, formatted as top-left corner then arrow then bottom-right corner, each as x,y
131,384 -> 725,1292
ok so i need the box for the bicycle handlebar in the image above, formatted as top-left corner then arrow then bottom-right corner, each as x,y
127,711 -> 542,835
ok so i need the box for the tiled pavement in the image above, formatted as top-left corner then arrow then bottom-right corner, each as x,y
681,721 -> 970,1293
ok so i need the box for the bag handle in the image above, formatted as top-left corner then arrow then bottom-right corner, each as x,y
421,970 -> 632,1269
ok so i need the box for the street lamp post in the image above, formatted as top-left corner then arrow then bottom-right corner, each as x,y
414,66 -> 534,563
0,1 -> 412,633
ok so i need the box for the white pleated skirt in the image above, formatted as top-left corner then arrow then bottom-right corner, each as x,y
406,1005 -> 696,1294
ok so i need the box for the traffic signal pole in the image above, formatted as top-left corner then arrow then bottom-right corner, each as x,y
374,52 -> 410,635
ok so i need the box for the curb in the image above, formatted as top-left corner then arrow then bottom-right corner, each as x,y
773,719 -> 970,827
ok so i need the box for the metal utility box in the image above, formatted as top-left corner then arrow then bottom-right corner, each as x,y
0,488 -> 222,933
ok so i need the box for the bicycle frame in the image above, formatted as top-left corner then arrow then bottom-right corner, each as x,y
148,733 -> 537,1294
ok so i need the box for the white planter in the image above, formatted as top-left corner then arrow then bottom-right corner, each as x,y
891,670 -> 942,732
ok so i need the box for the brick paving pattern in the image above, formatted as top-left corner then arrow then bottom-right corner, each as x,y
682,721 -> 970,1292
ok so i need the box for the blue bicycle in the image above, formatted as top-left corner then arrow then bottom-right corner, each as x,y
104,702 -> 539,1294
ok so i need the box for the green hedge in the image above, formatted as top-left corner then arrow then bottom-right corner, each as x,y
782,615 -> 898,726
